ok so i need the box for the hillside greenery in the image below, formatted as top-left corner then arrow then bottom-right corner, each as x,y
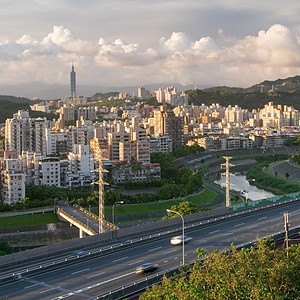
0,95 -> 57,123
141,239 -> 300,300
291,153 -> 300,165
187,88 -> 300,110
246,154 -> 300,194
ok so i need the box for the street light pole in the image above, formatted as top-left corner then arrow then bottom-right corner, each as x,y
167,209 -> 185,266
112,201 -> 124,226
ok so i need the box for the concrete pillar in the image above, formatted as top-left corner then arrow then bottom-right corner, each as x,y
79,228 -> 83,238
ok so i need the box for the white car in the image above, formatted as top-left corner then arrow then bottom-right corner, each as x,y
170,235 -> 193,245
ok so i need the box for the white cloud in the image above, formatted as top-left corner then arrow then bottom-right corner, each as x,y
42,26 -> 76,46
0,24 -> 300,94
16,34 -> 38,46
159,32 -> 194,52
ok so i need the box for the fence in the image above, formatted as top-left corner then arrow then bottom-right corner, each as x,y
230,192 -> 300,211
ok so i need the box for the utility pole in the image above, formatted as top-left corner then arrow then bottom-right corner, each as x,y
284,213 -> 289,249
221,156 -> 234,207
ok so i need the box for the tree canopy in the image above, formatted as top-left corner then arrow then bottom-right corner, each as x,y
141,239 -> 300,300
163,201 -> 199,219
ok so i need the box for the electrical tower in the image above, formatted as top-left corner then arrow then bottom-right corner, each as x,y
93,138 -> 108,234
221,156 -> 234,207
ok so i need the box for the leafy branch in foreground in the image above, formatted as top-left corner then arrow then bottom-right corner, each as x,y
140,239 -> 300,300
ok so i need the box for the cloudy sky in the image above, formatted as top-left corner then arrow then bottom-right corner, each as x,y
1,0 -> 300,98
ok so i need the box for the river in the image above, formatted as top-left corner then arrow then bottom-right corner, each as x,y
214,174 -> 275,201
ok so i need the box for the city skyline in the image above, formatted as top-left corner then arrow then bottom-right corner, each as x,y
1,1 -> 300,98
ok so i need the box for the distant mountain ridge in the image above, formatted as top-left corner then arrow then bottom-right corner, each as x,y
249,75 -> 300,92
0,75 -> 300,123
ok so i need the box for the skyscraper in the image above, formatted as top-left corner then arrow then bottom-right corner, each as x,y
70,62 -> 76,98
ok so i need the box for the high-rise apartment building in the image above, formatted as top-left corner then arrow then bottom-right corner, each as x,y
5,110 -> 48,156
1,159 -> 26,204
153,107 -> 184,150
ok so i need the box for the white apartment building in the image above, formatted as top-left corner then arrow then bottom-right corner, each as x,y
148,135 -> 172,153
5,110 -> 49,156
155,86 -> 188,106
225,105 -> 244,124
39,157 -> 61,187
45,129 -> 68,156
67,144 -> 95,187
1,159 -> 26,204
67,126 -> 94,152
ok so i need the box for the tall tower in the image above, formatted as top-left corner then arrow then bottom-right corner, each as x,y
70,62 -> 76,98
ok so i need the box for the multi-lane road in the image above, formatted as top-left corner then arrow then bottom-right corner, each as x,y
1,200 -> 299,300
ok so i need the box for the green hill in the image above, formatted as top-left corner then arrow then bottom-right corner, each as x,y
187,75 -> 300,110
0,96 -> 31,123
0,95 -> 56,124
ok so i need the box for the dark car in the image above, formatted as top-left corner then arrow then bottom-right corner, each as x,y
68,250 -> 88,259
135,263 -> 159,274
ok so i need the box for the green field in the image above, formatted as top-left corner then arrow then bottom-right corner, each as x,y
0,213 -> 58,228
0,188 -> 218,228
102,187 -> 217,218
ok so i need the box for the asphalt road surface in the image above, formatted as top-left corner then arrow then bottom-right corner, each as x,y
1,200 -> 299,300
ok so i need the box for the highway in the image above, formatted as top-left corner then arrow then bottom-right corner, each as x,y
0,200 -> 299,300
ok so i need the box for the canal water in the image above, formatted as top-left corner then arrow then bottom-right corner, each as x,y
215,174 -> 275,201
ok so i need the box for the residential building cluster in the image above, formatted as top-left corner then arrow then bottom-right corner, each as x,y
0,63 -> 299,205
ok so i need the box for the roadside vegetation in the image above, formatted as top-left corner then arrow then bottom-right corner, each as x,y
0,241 -> 12,256
97,187 -> 217,220
246,154 -> 300,194
291,152 -> 300,165
0,213 -> 58,228
141,239 -> 300,300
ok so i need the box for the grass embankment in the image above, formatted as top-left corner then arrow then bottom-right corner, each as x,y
263,165 -> 300,186
94,187 -> 217,219
0,212 -> 58,228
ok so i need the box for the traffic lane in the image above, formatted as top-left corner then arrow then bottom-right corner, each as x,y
3,211 -> 299,300
0,238 -> 178,299
2,202 -> 300,299
2,235 -> 202,299
54,244 -> 200,298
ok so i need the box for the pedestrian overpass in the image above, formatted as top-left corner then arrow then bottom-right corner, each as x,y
56,204 -> 118,238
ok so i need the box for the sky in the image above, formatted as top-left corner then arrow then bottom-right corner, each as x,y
1,0 -> 300,98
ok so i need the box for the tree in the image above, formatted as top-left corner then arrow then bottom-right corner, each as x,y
0,241 -> 12,256
140,240 -> 300,299
163,201 -> 199,219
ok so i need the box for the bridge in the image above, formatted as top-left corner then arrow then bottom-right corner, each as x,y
56,202 -> 117,237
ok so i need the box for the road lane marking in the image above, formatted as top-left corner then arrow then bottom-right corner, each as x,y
71,268 -> 90,275
164,260 -> 168,263
258,217 -> 267,220
87,272 -> 105,279
24,283 -> 38,289
128,260 -> 144,266
52,271 -> 136,299
234,223 -> 245,227
113,256 -> 128,263
40,286 -> 61,294
209,230 -> 220,234
163,250 -> 177,255
194,240 -> 207,245
148,246 -> 162,252
248,224 -> 258,229
222,232 -> 233,236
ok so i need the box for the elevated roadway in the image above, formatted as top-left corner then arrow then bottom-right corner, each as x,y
56,203 -> 116,237
0,199 -> 299,299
